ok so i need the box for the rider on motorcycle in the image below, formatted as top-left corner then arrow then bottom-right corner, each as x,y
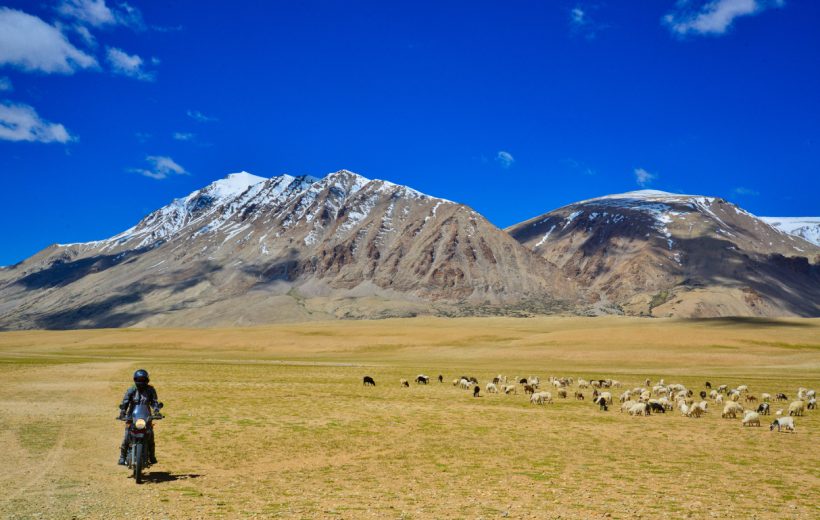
118,369 -> 162,465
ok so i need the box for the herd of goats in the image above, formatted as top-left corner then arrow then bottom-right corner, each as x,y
361,374 -> 817,432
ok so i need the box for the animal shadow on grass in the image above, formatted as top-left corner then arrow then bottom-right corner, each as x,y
142,472 -> 202,484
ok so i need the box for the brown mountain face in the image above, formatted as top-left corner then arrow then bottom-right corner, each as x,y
0,170 -> 571,329
507,190 -> 820,318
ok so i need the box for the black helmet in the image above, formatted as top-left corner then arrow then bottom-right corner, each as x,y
133,369 -> 150,384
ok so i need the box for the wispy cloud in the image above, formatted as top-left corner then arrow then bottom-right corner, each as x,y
634,167 -> 656,187
569,4 -> 606,39
663,0 -> 785,37
187,109 -> 218,123
0,101 -> 75,143
732,186 -> 759,196
563,158 -> 596,176
106,47 -> 155,81
129,155 -> 188,180
0,76 -> 12,92
56,0 -> 145,30
134,131 -> 151,143
0,7 -> 98,74
496,150 -> 515,169
173,132 -> 195,142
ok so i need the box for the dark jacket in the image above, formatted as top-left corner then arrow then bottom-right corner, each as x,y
119,384 -> 160,416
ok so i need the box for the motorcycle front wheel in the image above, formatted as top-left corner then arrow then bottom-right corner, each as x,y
133,443 -> 144,484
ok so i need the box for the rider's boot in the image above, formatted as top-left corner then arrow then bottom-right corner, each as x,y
118,446 -> 127,465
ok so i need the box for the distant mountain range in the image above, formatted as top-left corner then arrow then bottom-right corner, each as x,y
1,171 -> 818,329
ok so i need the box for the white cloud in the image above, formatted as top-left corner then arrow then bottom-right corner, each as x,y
57,0 -> 115,27
129,155 -> 188,180
187,109 -> 218,123
733,186 -> 759,196
569,4 -> 605,39
634,167 -> 656,187
106,47 -> 155,81
0,77 -> 12,92
664,0 -> 784,36
0,7 -> 97,74
57,0 -> 145,30
0,101 -> 75,143
496,150 -> 515,169
173,132 -> 195,141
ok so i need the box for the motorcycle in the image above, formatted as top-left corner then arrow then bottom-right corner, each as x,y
118,402 -> 163,484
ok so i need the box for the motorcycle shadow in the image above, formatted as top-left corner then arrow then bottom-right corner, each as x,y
141,471 -> 202,483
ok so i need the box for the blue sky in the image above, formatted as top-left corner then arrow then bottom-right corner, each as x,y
0,0 -> 818,265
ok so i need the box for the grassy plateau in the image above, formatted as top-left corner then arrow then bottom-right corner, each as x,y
0,316 -> 818,519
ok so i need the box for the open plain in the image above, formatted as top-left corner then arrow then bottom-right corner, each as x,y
1,316 -> 819,519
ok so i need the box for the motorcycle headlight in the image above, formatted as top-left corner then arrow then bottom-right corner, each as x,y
135,418 -> 147,429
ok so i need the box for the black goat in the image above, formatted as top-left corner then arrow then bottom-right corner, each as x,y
363,376 -> 376,386
757,403 -> 770,415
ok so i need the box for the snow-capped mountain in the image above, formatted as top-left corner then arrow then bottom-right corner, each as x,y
0,170 -> 570,329
760,217 -> 820,247
508,190 -> 820,318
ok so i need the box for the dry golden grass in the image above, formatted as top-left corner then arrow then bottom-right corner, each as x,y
1,316 -> 819,519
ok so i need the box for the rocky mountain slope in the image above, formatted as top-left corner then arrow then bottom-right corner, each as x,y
0,170 -> 572,329
507,190 -> 820,318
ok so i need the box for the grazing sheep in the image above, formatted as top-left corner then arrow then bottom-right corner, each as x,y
687,405 -> 705,418
722,402 -> 744,419
578,379 -> 589,389
709,390 -> 718,400
775,393 -> 788,402
770,417 -> 795,432
742,411 -> 761,427
459,378 -> 471,390
639,390 -> 651,402
415,375 -> 430,385
807,389 -> 816,399
716,394 -> 724,404
400,378 -> 409,387
452,379 -> 460,386
503,385 -> 517,395
619,391 -> 632,403
599,392 -> 613,405
647,401 -> 666,414
486,383 -> 498,394
530,391 -> 552,405
524,384 -> 536,395
737,385 -> 749,394
628,402 -> 650,416
718,384 -> 728,394
621,400 -> 637,413
574,392 -> 585,401
761,393 -> 771,402
756,403 -> 770,415
745,395 -> 758,403
363,376 -> 376,386
557,389 -> 568,399
788,400 -> 805,417
728,391 -> 740,402
808,398 -> 816,410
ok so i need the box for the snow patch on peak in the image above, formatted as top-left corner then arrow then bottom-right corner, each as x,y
196,171 -> 267,201
760,217 -> 820,247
